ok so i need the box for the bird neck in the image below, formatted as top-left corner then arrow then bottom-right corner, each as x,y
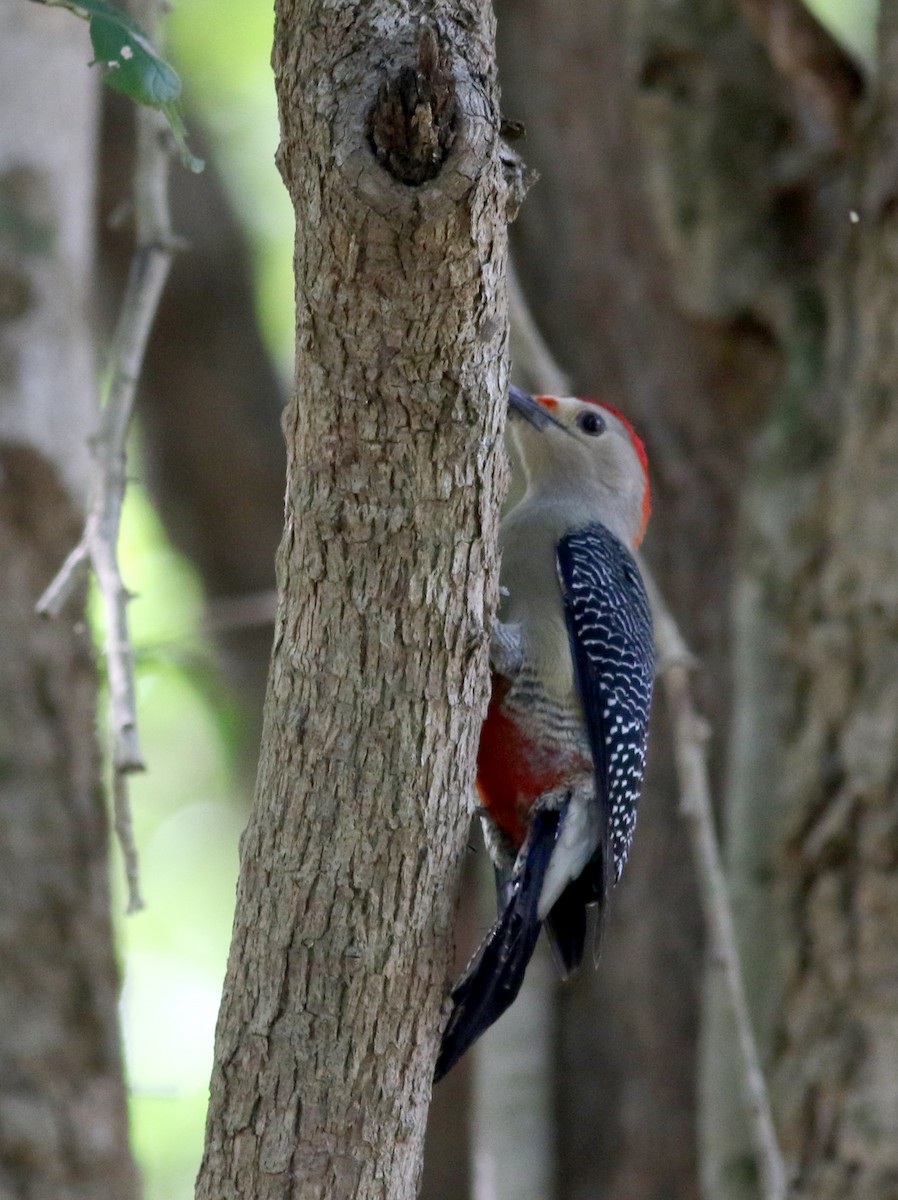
512,485 -> 642,551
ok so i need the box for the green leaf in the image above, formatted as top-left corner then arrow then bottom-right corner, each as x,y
30,0 -> 204,173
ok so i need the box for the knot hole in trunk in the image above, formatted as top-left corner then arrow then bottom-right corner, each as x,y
367,26 -> 459,186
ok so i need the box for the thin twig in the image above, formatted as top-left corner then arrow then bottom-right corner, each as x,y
113,768 -> 144,915
507,260 -> 787,1200
37,2 -> 178,913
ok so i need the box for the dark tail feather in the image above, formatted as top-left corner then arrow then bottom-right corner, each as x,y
544,885 -> 588,978
434,810 -> 561,1082
544,841 -> 611,976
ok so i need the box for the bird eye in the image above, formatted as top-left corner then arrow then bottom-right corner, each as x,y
577,410 -> 605,436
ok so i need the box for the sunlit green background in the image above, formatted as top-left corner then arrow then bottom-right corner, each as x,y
112,2 -> 878,1197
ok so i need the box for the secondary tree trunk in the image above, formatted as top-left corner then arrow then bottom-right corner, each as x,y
0,8 -> 138,1200
194,3 -> 508,1198
728,9 -> 898,1196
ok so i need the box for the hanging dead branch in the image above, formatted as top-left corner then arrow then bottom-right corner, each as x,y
37,0 -> 182,913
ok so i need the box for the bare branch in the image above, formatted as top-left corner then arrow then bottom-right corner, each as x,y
36,543 -> 91,617
37,2 -> 179,912
508,259 -> 787,1200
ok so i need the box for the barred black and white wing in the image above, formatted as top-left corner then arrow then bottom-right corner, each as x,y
556,524 -> 654,904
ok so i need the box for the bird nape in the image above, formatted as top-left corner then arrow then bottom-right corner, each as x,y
435,384 -> 654,1083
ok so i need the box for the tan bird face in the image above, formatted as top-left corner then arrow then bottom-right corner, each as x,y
507,388 -> 651,549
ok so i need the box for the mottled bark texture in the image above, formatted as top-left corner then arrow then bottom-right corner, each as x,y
0,8 -> 137,1200
193,3 -> 508,1198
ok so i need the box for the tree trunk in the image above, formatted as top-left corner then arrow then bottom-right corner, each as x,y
194,2 -> 508,1197
0,8 -> 138,1199
736,8 -> 898,1196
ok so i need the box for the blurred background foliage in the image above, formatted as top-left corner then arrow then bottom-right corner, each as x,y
112,1 -> 877,1197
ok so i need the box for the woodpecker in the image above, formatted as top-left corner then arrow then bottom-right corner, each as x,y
435,385 -> 654,1081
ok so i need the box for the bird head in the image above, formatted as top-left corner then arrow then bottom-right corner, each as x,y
507,385 -> 651,549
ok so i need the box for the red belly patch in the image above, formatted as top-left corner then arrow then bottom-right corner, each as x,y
476,682 -> 588,848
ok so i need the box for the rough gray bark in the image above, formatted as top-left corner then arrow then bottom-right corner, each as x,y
193,3 -> 508,1198
0,8 -> 137,1199
101,78 -> 474,1200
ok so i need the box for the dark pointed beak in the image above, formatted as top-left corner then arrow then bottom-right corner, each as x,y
508,385 -> 566,432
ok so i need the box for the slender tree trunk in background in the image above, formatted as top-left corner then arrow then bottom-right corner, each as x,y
194,1 -> 508,1196
472,923 -> 556,1200
0,9 -> 138,1200
727,8 -> 898,1196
